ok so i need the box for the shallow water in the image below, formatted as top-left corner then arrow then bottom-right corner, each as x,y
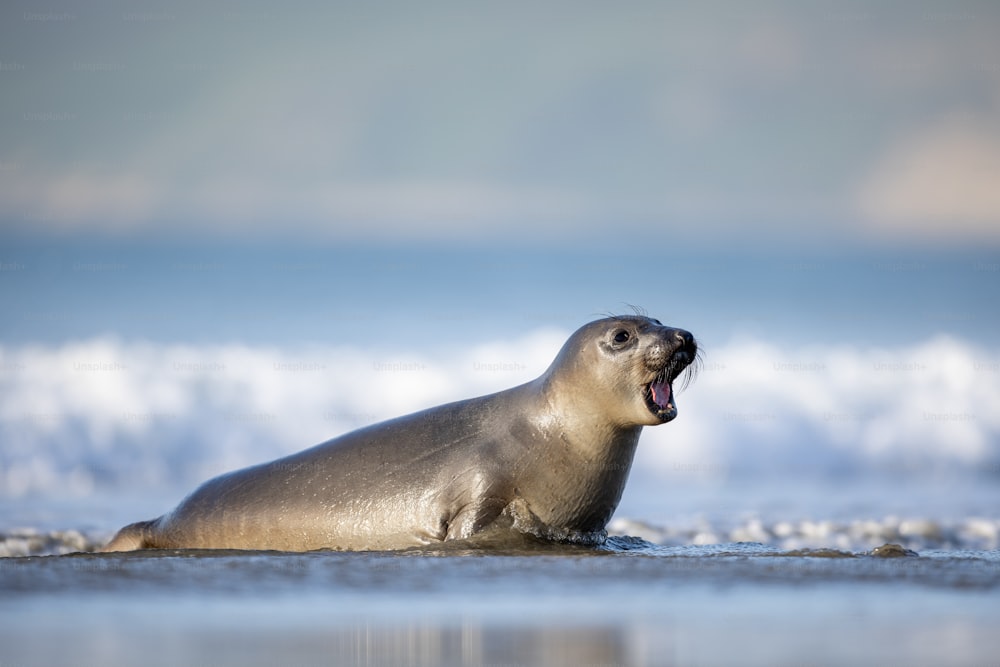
3,511 -> 998,558
2,540 -> 998,667
3,476 -> 998,666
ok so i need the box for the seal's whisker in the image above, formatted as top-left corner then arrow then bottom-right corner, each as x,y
625,304 -> 648,318
677,345 -> 703,393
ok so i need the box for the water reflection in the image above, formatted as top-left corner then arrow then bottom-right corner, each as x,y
319,622 -> 632,667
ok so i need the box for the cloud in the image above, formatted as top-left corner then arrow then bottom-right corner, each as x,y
1,333 -> 997,499
858,114 -> 1000,240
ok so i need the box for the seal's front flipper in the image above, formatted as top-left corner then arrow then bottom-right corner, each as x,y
443,497 -> 508,541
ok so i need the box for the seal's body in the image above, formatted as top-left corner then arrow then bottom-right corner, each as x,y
103,316 -> 696,552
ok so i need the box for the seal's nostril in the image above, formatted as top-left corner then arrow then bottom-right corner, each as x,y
674,330 -> 694,349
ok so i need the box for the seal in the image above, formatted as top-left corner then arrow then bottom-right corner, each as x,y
102,315 -> 697,552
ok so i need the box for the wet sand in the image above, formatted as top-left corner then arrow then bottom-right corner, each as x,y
2,540 -> 998,667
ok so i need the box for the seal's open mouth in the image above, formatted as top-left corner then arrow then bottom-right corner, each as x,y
644,370 -> 677,422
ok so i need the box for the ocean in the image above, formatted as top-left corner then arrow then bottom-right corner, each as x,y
1,239 -> 998,665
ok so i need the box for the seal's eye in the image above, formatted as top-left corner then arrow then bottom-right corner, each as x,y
613,330 -> 631,344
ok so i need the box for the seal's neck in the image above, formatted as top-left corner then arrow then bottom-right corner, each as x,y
518,375 -> 643,532
531,373 -> 642,455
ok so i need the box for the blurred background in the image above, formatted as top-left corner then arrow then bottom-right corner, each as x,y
2,0 -> 999,546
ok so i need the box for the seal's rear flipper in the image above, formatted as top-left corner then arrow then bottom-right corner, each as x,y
100,519 -> 156,552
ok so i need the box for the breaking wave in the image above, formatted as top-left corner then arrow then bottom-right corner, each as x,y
1,332 -> 998,500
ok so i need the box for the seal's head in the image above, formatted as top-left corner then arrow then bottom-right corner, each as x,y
546,315 -> 699,427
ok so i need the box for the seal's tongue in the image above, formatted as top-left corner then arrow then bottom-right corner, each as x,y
650,379 -> 672,409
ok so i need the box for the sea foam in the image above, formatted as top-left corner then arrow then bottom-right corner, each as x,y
1,333 -> 997,499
